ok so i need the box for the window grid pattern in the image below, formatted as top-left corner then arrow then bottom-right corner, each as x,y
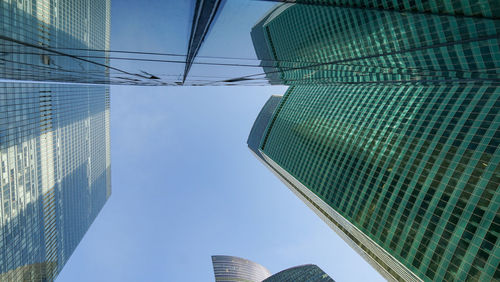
0,0 -> 110,280
211,255 -> 272,282
261,82 -> 499,281
254,2 -> 500,281
0,0 -> 110,84
295,0 -> 499,18
260,5 -> 499,86
0,83 -> 111,281
263,264 -> 334,282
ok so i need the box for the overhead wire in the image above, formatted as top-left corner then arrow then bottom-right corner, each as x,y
3,14 -> 499,71
200,33 -> 500,86
1,16 -> 499,87
0,43 -> 265,61
0,0 -> 498,87
0,35 -> 155,82
4,48 -> 498,81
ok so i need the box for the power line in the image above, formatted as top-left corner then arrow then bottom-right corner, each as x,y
0,35 -> 151,81
4,49 -> 498,78
1,30 -> 499,87
202,33 -> 500,86
0,43 -> 261,61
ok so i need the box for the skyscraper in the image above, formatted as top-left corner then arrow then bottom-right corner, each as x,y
211,255 -> 272,282
0,0 -> 111,280
251,3 -> 500,86
184,0 -> 226,83
259,0 -> 499,19
211,255 -> 334,282
0,0 -> 111,84
249,2 -> 499,281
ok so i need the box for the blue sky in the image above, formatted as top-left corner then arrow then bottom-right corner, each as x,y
57,1 -> 385,281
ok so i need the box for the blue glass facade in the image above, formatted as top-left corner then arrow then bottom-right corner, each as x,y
263,264 -> 334,282
0,0 -> 110,84
0,0 -> 111,280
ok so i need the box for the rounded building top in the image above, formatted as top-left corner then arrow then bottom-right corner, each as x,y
211,255 -> 272,282
263,264 -> 334,282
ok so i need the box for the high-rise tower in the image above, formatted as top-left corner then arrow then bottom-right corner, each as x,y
211,255 -> 272,282
263,264 -> 333,282
0,0 -> 111,280
249,2 -> 499,281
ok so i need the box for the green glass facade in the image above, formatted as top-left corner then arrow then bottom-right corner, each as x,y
250,2 -> 499,281
263,264 -> 334,282
281,0 -> 499,18
252,3 -> 500,86
257,82 -> 499,281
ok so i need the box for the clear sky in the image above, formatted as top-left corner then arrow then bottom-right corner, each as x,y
57,1 -> 385,281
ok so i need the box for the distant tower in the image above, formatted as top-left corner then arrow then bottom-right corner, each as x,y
211,255 -> 271,282
263,264 -> 334,282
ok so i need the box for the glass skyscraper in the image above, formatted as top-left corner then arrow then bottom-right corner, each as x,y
184,0 -> 226,83
249,2 -> 499,281
263,264 -> 334,282
211,255 -> 272,282
264,0 -> 499,18
0,0 -> 111,84
0,0 -> 111,280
